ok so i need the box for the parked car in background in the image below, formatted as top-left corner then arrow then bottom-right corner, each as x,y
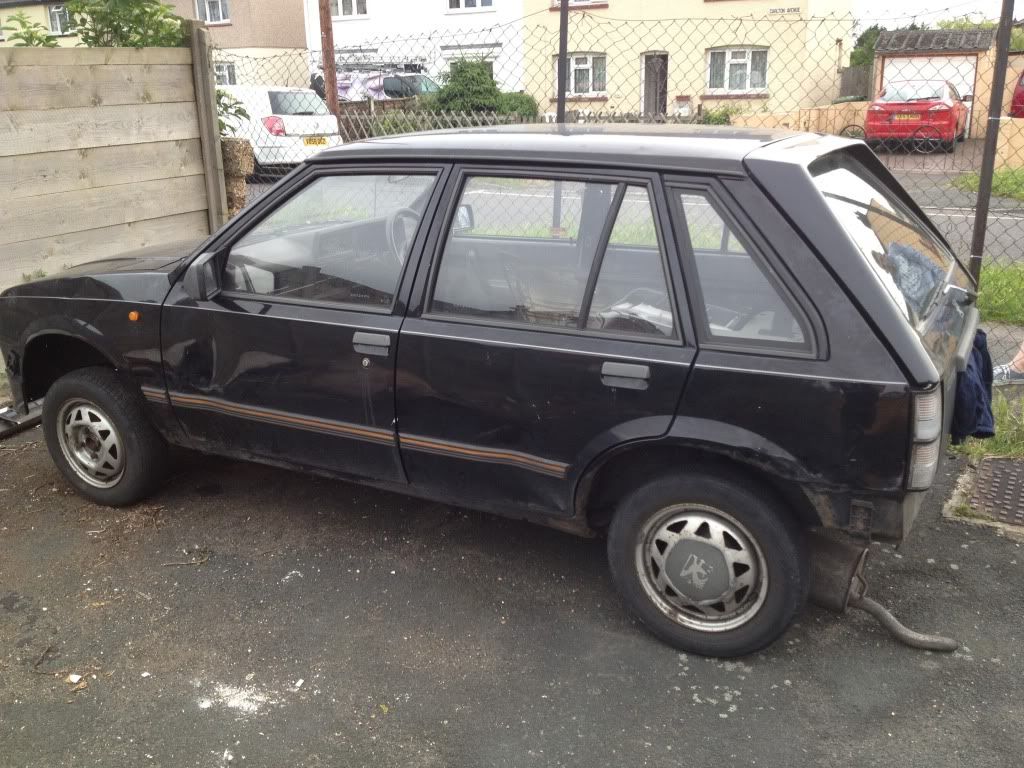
0,126 -> 977,657
220,85 -> 342,176
865,80 -> 969,153
310,68 -> 441,102
1011,72 -> 1024,118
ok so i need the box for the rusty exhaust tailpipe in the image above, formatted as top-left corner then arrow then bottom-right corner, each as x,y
807,531 -> 958,652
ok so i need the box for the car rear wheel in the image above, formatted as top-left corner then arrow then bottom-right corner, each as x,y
607,470 -> 809,657
43,367 -> 168,506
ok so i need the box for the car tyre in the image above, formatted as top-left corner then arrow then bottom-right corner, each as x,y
607,469 -> 809,657
43,366 -> 168,507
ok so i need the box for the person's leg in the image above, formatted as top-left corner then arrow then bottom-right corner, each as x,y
994,340 -> 1024,384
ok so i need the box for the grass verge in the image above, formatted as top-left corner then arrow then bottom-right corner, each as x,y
954,390 -> 1024,461
0,368 -> 10,408
977,263 -> 1024,326
953,167 -> 1024,201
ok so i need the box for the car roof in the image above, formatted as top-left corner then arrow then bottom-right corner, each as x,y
313,123 -> 811,174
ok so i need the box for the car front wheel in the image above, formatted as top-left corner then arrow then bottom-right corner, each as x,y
607,470 -> 809,657
43,367 -> 168,506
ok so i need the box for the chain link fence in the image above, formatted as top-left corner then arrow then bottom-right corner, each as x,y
211,8 -> 1024,367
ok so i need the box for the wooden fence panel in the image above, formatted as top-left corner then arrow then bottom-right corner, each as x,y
0,64 -> 196,111
0,40 -> 219,290
839,65 -> 872,100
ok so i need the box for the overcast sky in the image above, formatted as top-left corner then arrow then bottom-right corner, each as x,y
853,0 -> 1007,28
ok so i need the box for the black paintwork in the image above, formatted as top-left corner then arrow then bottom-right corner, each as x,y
0,126 -> 973,541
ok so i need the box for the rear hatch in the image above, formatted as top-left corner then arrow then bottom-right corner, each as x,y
810,150 -> 978,437
268,90 -> 338,137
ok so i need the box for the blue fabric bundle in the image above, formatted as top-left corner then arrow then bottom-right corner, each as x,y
951,329 -> 995,445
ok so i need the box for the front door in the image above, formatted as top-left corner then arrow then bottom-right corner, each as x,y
161,168 -> 444,482
395,169 -> 694,517
643,54 -> 669,117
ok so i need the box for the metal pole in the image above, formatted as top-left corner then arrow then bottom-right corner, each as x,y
555,0 -> 570,123
968,0 -> 1015,284
318,0 -> 340,122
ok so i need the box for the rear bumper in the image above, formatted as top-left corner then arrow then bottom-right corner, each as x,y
252,136 -> 343,166
865,120 -> 956,142
806,487 -> 926,542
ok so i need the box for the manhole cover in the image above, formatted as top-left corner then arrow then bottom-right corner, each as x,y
968,457 -> 1024,527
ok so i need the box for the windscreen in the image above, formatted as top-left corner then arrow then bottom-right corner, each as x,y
269,91 -> 329,116
878,81 -> 945,102
812,154 -> 966,330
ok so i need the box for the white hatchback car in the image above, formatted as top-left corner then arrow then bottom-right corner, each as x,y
220,85 -> 343,175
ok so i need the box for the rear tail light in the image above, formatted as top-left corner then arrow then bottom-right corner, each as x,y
908,388 -> 942,490
262,116 -> 286,136
913,389 -> 942,441
909,440 -> 941,490
928,104 -> 951,113
868,105 -> 885,112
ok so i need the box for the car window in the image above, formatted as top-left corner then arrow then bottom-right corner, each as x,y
678,192 -> 806,347
812,154 -> 965,328
223,173 -> 437,308
586,186 -> 674,338
431,175 -> 617,328
268,90 -> 329,116
948,82 -> 961,101
456,176 -> 589,240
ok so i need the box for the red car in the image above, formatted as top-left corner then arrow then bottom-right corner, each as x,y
1011,72 -> 1024,118
865,79 -> 969,152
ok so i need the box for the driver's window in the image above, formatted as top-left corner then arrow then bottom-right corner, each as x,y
223,173 -> 436,308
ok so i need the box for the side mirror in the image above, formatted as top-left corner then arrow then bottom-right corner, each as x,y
182,252 -> 221,302
962,93 -> 973,103
454,203 -> 475,233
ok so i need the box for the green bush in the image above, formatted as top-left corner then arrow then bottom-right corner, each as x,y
67,0 -> 186,47
700,107 -> 738,125
498,92 -> 539,120
434,61 -> 501,113
1,11 -> 58,46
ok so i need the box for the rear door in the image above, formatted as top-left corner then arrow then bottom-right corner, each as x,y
395,168 -> 695,517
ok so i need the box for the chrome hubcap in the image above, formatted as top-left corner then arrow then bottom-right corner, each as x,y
56,399 -> 125,488
636,504 -> 768,632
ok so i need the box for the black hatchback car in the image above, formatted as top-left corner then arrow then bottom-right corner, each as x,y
0,125 -> 977,657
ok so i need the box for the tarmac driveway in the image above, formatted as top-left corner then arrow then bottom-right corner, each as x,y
1,431 -> 1022,768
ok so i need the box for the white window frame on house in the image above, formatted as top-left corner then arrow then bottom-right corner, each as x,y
448,0 -> 494,12
331,0 -> 369,19
47,4 -> 74,35
554,52 -> 607,97
213,62 -> 237,86
706,47 -> 768,96
195,0 -> 230,25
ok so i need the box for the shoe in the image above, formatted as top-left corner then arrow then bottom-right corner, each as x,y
993,363 -> 1024,385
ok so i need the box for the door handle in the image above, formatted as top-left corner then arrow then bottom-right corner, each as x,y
601,361 -> 650,390
353,331 -> 391,357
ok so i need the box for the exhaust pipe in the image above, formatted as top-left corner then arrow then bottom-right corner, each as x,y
807,531 -> 958,652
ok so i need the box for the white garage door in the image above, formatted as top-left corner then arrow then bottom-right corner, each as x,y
882,54 -> 978,136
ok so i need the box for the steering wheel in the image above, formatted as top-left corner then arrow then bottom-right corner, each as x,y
385,207 -> 420,266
